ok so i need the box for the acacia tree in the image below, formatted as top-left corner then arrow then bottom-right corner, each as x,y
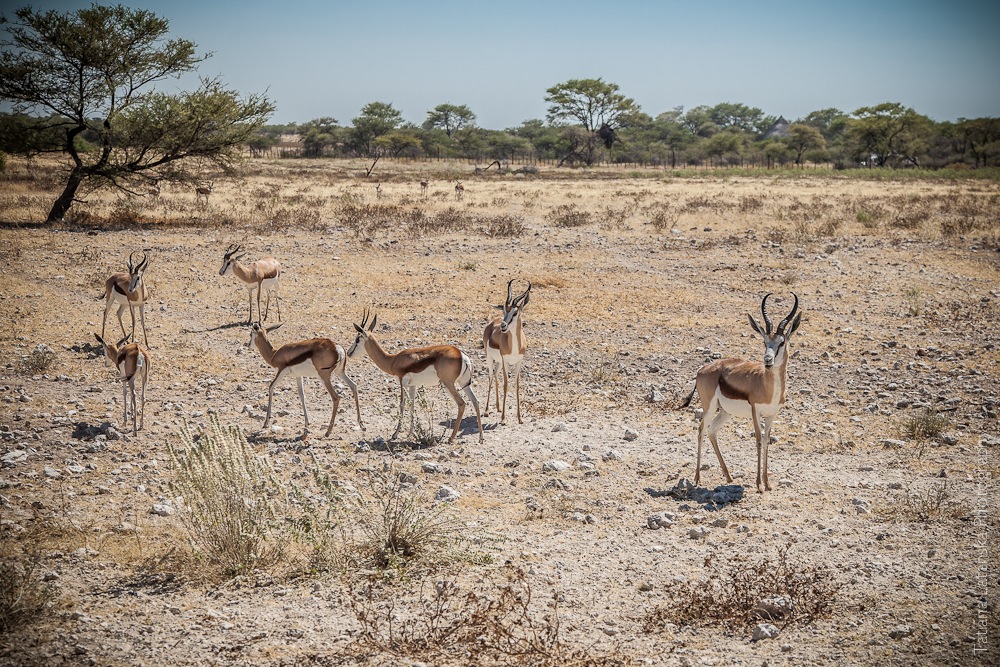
0,4 -> 274,222
350,102 -> 404,157
422,103 -> 476,137
848,103 -> 931,167
784,123 -> 826,165
544,78 -> 640,165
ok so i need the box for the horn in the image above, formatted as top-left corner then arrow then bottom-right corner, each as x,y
128,250 -> 138,271
265,322 -> 284,333
760,293 -> 774,334
505,279 -> 515,309
138,251 -> 148,270
517,282 -> 532,306
777,292 -> 799,334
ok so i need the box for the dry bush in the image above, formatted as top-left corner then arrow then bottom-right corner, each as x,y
643,202 -> 679,233
17,343 -> 56,375
644,544 -> 841,631
738,195 -> 765,213
348,565 -> 633,666
891,482 -> 964,523
479,213 -> 526,237
900,408 -> 950,441
166,415 -> 291,577
547,204 -> 593,228
0,531 -> 56,632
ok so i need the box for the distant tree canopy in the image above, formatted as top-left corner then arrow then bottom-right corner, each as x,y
0,4 -> 274,221
543,78 -> 642,166
423,104 -> 476,137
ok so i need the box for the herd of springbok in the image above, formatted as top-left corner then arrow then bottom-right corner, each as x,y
93,210 -> 802,493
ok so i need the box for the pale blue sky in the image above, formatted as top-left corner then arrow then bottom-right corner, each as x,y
6,0 -> 999,127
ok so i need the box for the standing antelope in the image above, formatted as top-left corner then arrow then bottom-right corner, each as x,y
348,309 -> 483,444
681,293 -> 802,493
219,243 -> 282,325
454,181 -> 465,201
375,183 -> 383,199
248,322 -> 363,439
101,251 -> 150,347
195,182 -> 213,205
483,280 -> 531,424
420,179 -> 429,197
94,333 -> 150,436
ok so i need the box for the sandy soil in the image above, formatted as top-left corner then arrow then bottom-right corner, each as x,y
0,168 -> 998,666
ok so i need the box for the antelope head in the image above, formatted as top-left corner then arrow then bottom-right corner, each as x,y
220,243 -> 247,276
348,308 -> 378,358
247,320 -> 284,349
127,251 -> 149,292
500,280 -> 531,334
748,293 -> 801,368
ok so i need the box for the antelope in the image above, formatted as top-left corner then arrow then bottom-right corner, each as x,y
348,309 -> 483,444
420,179 -> 429,197
681,293 -> 802,493
219,243 -> 282,325
375,183 -> 383,199
94,333 -> 150,436
483,280 -> 531,424
248,322 -> 363,439
454,181 -> 464,201
101,250 -> 150,347
195,181 -> 213,204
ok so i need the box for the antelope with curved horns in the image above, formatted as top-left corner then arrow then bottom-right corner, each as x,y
94,332 -> 150,436
219,243 -> 282,325
483,280 -> 531,424
249,322 -> 363,439
680,293 -> 802,493
101,250 -> 150,347
348,308 -> 483,444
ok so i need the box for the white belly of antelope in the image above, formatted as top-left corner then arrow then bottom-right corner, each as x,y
717,391 -> 782,420
488,346 -> 523,369
401,365 -> 441,389
280,360 -> 318,381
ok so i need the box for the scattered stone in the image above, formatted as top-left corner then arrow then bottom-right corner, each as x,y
889,625 -> 914,639
43,466 -> 62,479
623,428 -> 639,441
752,623 -> 781,642
710,517 -> 729,528
552,422 -> 568,432
750,596 -> 794,621
151,503 -> 174,517
602,449 -> 622,462
421,462 -> 439,474
647,512 -> 675,530
881,438 -> 906,449
542,460 -> 570,472
398,472 -> 417,485
434,486 -> 460,502
851,497 -> 871,514
688,526 -> 710,540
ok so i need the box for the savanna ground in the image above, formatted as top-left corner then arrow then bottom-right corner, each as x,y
0,157 -> 998,666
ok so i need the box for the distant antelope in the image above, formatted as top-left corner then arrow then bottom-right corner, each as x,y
420,179 -> 429,197
248,322 -> 363,439
348,308 -> 483,444
219,243 -> 282,325
483,280 -> 531,424
101,250 -> 150,347
195,181 -> 214,205
375,183 -> 383,199
94,333 -> 150,436
680,293 -> 802,493
454,181 -> 464,201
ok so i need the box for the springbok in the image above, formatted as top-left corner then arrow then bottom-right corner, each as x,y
348,309 -> 483,444
101,250 -> 150,347
420,179 -> 429,197
195,182 -> 213,205
483,280 -> 531,424
248,322 -> 363,439
680,293 -> 802,493
454,181 -> 465,201
94,333 -> 150,436
219,243 -> 282,325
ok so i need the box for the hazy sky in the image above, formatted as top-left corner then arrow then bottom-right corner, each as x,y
7,0 -> 1000,128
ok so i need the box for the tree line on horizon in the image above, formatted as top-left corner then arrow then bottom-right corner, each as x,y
1,4 -> 997,223
254,85 -> 999,171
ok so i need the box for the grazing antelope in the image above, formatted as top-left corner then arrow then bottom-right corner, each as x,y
454,181 -> 464,201
195,181 -> 213,204
681,293 -> 802,493
348,309 -> 483,444
94,333 -> 150,436
483,280 -> 531,424
248,322 -> 363,439
101,251 -> 150,347
219,243 -> 282,325
420,179 -> 429,197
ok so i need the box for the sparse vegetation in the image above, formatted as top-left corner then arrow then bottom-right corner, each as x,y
644,544 -> 841,631
17,343 -> 56,375
0,534 -> 55,632
901,408 -> 949,441
167,416 -> 291,577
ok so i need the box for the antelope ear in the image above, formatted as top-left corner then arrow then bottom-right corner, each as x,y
787,312 -> 802,337
748,313 -> 766,337
116,334 -> 131,347
353,323 -> 365,334
369,313 -> 378,331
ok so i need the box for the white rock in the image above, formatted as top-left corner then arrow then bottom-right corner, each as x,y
151,503 -> 174,516
542,460 -> 571,472
752,623 -> 780,641
435,486 -> 460,502
623,428 -> 639,441
602,449 -> 622,462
